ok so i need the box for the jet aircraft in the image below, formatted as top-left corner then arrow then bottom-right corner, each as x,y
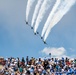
25,20 -> 28,24
41,37 -> 43,39
43,41 -> 47,44
34,32 -> 36,35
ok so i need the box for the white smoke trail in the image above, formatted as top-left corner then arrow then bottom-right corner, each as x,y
44,0 -> 76,41
34,0 -> 52,33
26,0 -> 35,22
41,0 -> 61,37
31,0 -> 43,27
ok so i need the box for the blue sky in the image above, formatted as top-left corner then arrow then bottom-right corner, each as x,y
0,0 -> 76,59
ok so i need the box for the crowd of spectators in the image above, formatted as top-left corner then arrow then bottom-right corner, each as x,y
0,56 -> 76,75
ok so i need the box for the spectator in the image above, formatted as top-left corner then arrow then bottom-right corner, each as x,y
0,56 -> 76,75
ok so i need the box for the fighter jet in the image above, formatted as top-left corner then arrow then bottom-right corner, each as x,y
42,40 -> 48,45
37,32 -> 39,34
25,20 -> 28,24
41,37 -> 43,39
34,32 -> 36,35
26,22 -> 28,24
43,41 -> 47,44
31,27 -> 33,29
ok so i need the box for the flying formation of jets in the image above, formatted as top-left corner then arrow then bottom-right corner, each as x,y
25,21 -> 47,45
